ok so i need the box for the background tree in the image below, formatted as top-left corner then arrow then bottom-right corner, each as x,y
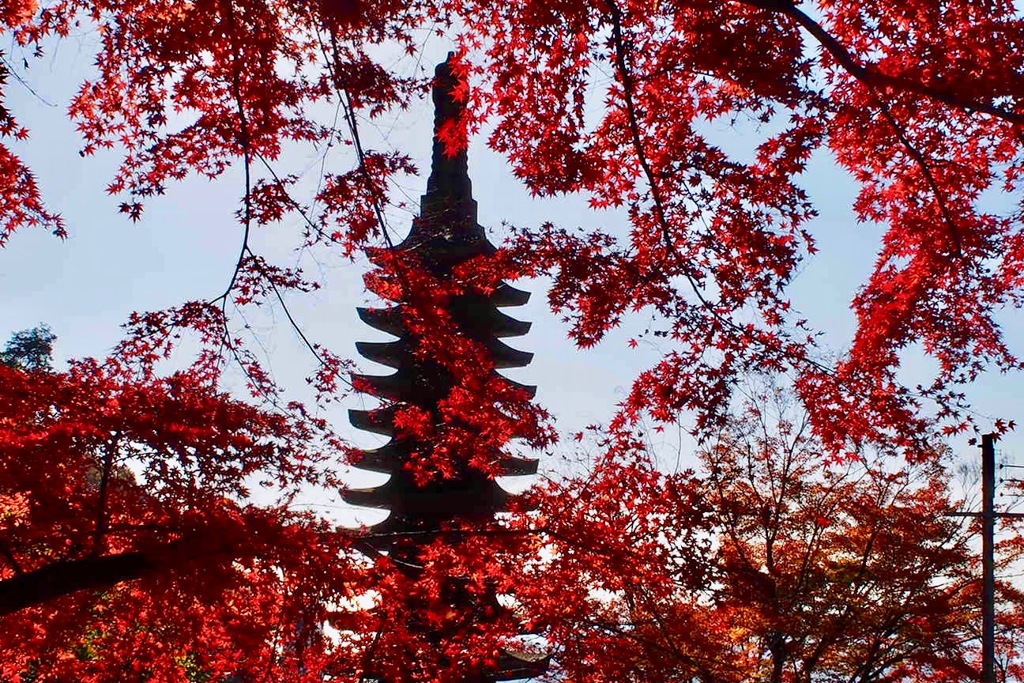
0,324 -> 55,371
517,388 -> 1024,682
698,393 -> 984,682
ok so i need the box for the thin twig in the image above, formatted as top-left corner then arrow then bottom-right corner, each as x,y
0,53 -> 58,108
603,0 -> 834,382
873,96 -> 964,258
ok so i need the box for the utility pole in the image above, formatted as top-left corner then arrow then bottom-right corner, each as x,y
982,433 -> 996,683
946,434 -> 1024,683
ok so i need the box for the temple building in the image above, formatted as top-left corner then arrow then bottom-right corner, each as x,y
344,53 -> 548,682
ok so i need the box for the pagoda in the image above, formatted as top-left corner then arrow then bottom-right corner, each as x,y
344,53 -> 547,682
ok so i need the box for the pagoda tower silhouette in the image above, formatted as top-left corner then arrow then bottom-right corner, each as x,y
344,53 -> 548,682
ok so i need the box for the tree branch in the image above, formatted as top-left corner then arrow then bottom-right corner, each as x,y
741,0 -> 1024,125
0,551 -> 153,616
873,97 -> 964,258
0,542 -> 23,576
0,535 -> 239,616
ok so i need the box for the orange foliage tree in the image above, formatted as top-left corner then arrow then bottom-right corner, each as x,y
521,389 -> 1024,682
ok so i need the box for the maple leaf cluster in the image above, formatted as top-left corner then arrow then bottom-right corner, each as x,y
2,0 -> 1021,447
357,246 -> 555,482
0,357 -> 357,680
3,353 -> 1020,680
0,0 -> 62,243
454,0 -> 1024,448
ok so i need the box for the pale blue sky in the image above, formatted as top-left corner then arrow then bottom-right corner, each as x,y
5,33 -> 1024,518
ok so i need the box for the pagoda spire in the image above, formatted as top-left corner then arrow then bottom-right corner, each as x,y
344,53 -> 547,682
421,51 -> 475,221
395,52 -> 494,270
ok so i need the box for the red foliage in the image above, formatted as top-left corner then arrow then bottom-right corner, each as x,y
4,0 -> 1022,443
517,391 -> 1024,682
3,0 -> 1024,680
0,359 -> 356,679
0,12 -> 64,243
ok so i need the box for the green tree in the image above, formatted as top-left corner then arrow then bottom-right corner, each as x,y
0,325 -> 55,371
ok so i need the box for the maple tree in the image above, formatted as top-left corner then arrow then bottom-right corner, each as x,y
2,0 -> 1024,681
0,350 -> 363,680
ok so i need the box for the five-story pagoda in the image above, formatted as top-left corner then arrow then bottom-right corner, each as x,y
344,53 -> 548,683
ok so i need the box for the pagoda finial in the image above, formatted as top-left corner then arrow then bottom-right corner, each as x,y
420,51 -> 476,222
